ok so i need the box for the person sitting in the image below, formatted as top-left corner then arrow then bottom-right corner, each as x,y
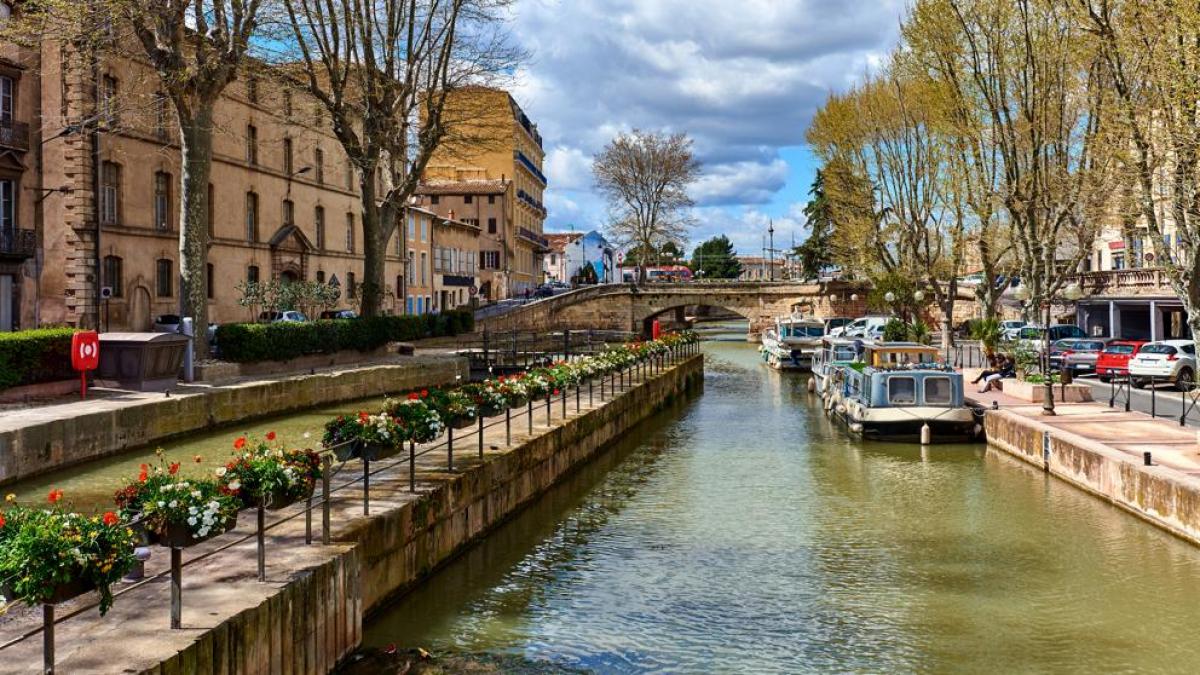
978,356 -> 1015,393
972,355 -> 1002,384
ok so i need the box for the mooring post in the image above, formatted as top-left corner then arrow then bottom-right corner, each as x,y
409,440 -> 416,493
362,458 -> 371,516
321,456 -> 331,545
43,604 -> 54,675
447,427 -> 455,472
170,547 -> 182,629
478,414 -> 484,459
257,504 -> 266,582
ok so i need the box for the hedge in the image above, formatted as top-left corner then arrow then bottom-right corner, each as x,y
214,310 -> 474,363
0,328 -> 78,389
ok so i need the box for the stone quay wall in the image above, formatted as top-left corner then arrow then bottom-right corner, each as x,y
985,410 -> 1200,546
0,357 -> 467,487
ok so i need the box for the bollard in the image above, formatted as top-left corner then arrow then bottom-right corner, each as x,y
1144,451 -> 1153,466
1125,377 -> 1131,412
409,440 -> 416,493
576,383 -> 581,413
256,504 -> 266,582
1183,386 -> 1189,427
1151,376 -> 1157,418
589,378 -> 594,407
920,423 -> 931,446
362,458 -> 371,516
562,386 -> 567,417
447,427 -> 455,472
321,456 -> 331,545
1109,376 -> 1116,408
478,414 -> 485,459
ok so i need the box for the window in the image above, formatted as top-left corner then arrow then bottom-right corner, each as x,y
420,219 -> 427,242
314,148 -> 324,183
206,263 -> 214,299
0,3 -> 11,27
487,217 -> 496,234
283,138 -> 293,175
245,124 -> 258,164
480,250 -> 500,269
345,213 -> 355,252
465,195 -> 473,204
407,214 -> 416,243
488,195 -> 495,205
464,218 -> 478,227
101,75 -> 117,124
154,171 -> 171,231
924,377 -> 953,405
420,251 -> 427,285
347,272 -> 356,298
246,77 -> 258,104
0,76 -> 12,123
887,377 -> 916,405
99,161 -> 120,224
314,206 -> 325,250
247,265 -> 259,284
282,199 -> 294,226
207,183 -> 215,237
407,250 -> 415,285
102,256 -> 123,297
245,192 -> 259,242
430,195 -> 439,205
316,270 -> 325,284
156,258 -> 173,297
550,253 -> 557,265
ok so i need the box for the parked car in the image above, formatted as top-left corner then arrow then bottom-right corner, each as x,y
258,310 -> 308,323
1128,340 -> 1197,390
1047,339 -> 1081,372
823,317 -> 851,336
319,309 -> 357,320
1061,338 -> 1110,376
839,316 -> 890,339
1095,340 -> 1148,383
1000,320 -> 1027,341
1017,324 -> 1088,352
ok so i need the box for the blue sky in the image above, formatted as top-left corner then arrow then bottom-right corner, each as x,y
506,0 -> 903,254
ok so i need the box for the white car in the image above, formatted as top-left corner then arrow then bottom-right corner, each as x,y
839,316 -> 890,339
1128,340 -> 1196,391
1016,324 -> 1087,352
1000,320 -> 1027,341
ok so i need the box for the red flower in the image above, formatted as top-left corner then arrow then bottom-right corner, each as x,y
420,389 -> 429,398
234,437 -> 247,450
138,469 -> 148,483
102,511 -> 119,526
47,489 -> 63,505
553,389 -> 561,396
266,431 -> 276,441
358,411 -> 370,422
498,376 -> 506,383
408,392 -> 419,401
168,462 -> 180,475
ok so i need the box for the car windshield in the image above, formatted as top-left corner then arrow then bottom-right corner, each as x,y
1077,341 -> 1105,351
1104,344 -> 1136,355
1141,344 -> 1176,355
1019,327 -> 1043,339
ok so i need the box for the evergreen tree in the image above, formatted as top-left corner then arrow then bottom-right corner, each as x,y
690,236 -> 743,279
794,170 -> 834,280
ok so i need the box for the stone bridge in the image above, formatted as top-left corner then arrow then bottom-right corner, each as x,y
476,281 -> 878,338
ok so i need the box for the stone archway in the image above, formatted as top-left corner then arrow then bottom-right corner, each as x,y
129,285 -> 152,331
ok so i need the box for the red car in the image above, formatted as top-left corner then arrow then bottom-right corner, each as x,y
1095,340 -> 1148,382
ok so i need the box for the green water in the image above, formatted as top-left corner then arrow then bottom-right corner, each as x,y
360,322 -> 1200,673
5,396 -> 388,511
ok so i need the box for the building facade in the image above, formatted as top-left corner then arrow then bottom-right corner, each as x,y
421,88 -> 547,299
545,230 -> 613,284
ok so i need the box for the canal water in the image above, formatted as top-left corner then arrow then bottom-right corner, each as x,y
362,322 -> 1200,673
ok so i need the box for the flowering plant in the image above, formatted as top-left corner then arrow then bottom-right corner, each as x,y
0,493 -> 136,615
136,477 -> 240,544
386,397 -> 447,443
460,382 -> 508,417
323,411 -> 402,450
493,374 -> 530,406
218,435 -> 321,508
425,388 -> 477,426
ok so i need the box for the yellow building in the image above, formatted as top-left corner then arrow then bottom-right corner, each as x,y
421,87 -> 547,298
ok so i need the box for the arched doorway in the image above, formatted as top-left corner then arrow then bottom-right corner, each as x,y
280,269 -> 299,285
130,286 -> 152,331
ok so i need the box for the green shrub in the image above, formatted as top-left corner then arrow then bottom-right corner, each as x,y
0,328 -> 78,389
214,310 -> 476,363
882,319 -> 908,342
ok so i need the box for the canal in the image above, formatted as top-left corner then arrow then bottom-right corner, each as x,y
362,322 -> 1200,673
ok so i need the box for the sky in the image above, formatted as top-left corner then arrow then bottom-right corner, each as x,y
506,0 -> 904,255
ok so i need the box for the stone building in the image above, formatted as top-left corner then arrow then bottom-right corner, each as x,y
418,87 -> 548,300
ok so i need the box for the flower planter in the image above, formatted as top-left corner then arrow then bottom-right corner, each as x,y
448,413 -> 477,430
154,514 -> 238,548
246,483 -> 315,511
357,440 -> 403,462
478,404 -> 505,418
0,578 -> 95,606
507,396 -> 528,410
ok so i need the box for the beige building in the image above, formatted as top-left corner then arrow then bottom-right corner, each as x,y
419,87 -> 548,300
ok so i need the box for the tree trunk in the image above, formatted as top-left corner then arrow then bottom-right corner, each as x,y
357,174 -> 394,317
178,106 -> 214,360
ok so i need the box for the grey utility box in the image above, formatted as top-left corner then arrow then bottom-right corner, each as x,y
97,332 -> 189,391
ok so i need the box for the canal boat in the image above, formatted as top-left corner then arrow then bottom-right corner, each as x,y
760,315 -> 825,371
812,337 -> 861,395
827,342 -> 980,443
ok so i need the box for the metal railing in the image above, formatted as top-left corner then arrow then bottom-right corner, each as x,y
459,329 -> 637,378
0,340 -> 701,673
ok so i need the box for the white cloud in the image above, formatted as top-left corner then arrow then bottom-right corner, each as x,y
544,145 -> 593,191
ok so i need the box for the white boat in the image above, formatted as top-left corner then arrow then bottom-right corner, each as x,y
812,337 -> 861,395
760,315 -> 825,371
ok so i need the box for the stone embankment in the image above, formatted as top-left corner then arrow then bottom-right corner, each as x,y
0,350 -> 703,673
0,355 -> 467,486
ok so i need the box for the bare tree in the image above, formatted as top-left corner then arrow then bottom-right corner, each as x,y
593,130 -> 701,283
278,0 -> 518,316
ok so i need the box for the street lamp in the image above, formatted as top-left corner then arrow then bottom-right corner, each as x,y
768,221 -> 775,282
1042,282 -> 1084,416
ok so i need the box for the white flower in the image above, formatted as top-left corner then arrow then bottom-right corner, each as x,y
227,481 -> 241,491
187,516 -> 197,526
302,432 -> 311,440
157,501 -> 165,508
215,467 -> 228,477
168,500 -> 178,508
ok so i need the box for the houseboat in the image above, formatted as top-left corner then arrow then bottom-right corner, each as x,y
826,342 -> 980,443
760,315 -> 826,371
812,337 -> 861,395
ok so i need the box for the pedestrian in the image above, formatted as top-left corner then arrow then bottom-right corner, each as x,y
978,355 -> 1015,393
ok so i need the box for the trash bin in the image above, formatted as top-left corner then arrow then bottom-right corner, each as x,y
96,332 -> 190,391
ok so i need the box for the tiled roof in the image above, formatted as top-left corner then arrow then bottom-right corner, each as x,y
544,232 -> 583,252
417,180 -> 508,195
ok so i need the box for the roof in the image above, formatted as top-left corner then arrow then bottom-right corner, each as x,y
417,180 -> 508,196
544,232 -> 583,252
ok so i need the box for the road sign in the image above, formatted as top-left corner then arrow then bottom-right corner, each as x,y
469,285 -> 478,296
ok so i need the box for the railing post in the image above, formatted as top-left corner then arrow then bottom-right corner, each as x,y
527,398 -> 533,435
362,458 -> 371,516
482,330 -> 490,372
478,414 -> 485,459
505,406 -> 512,446
409,440 -> 416,493
1182,386 -> 1188,427
43,604 -> 55,675
562,386 -> 567,417
447,427 -> 455,472
546,394 -> 552,425
576,383 -> 581,413
321,456 -> 331,545
304,493 -> 312,546
1125,376 -> 1131,412
256,504 -> 266,582
1151,376 -> 1157,418
589,377 -> 594,407
1109,376 -> 1115,408
170,547 -> 182,629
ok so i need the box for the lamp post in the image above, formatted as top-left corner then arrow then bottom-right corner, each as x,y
768,221 -> 775,281
1041,282 -> 1083,416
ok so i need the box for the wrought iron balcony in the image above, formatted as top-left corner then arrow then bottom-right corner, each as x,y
515,151 -> 547,186
0,228 -> 36,259
519,227 -> 549,249
0,120 -> 29,152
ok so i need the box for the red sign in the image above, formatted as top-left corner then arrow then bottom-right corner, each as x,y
71,331 -> 99,399
652,320 -> 661,340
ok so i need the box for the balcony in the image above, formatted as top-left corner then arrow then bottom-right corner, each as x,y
516,188 -> 547,216
1070,267 -> 1174,297
442,274 -> 474,288
519,227 -> 549,249
0,120 -> 29,152
515,151 -> 548,186
0,228 -> 36,259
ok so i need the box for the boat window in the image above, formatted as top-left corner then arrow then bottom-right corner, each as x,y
924,377 -> 953,405
834,346 -> 857,360
888,377 -> 917,405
